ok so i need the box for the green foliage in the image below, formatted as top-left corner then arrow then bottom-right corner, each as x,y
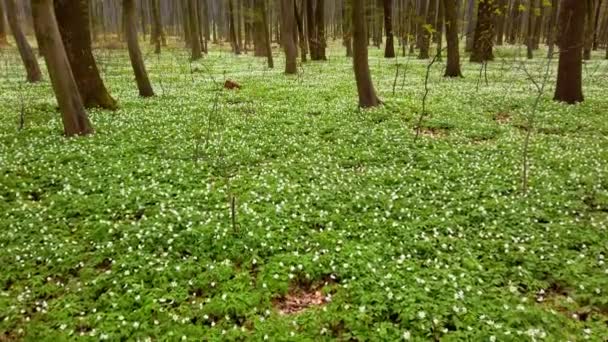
0,44 -> 607,340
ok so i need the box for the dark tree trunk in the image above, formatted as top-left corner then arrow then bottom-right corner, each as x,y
124,0 -> 154,97
182,1 -> 192,47
546,0 -> 559,57
151,0 -> 162,53
5,0 -> 42,82
532,0 -> 544,49
583,0 -> 595,59
295,0 -> 308,61
306,0 -> 317,59
343,0 -> 353,57
229,0 -> 241,54
189,0 -> 203,59
592,0 -> 603,50
54,0 -> 117,110
256,0 -> 274,67
32,0 -> 93,136
554,0 -> 586,104
281,0 -> 297,74
508,0 -> 522,44
443,0 -> 462,77
465,0 -> 476,51
526,0 -> 535,58
420,0 -> 437,59
383,0 -> 395,57
470,0 -> 497,62
352,0 -> 380,108
254,0 -> 268,56
0,1 -> 8,46
314,0 -> 327,60
417,0 -> 429,58
436,0 -> 444,59
495,0 -> 508,45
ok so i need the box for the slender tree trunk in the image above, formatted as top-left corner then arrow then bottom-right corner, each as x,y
436,0 -> 444,59
254,0 -> 268,56
583,0 -> 595,59
470,0 -> 496,62
183,1 -> 192,47
295,0 -> 308,60
383,0 -> 395,57
417,0 -> 429,57
237,0 -> 244,49
592,0 -> 603,50
0,1 -> 8,46
151,0 -> 162,53
281,0 -> 297,73
315,0 -> 327,59
508,0 -> 522,44
5,0 -> 42,82
554,0 -> 586,104
306,0 -> 317,59
124,0 -> 154,97
526,0 -> 535,58
189,0 -> 203,59
256,0 -> 274,67
54,0 -> 116,110
495,0 -> 508,45
465,0 -> 476,51
31,0 -> 93,136
353,0 -> 380,107
532,0 -> 544,49
443,0 -> 462,77
420,0 -> 437,59
546,0 -> 559,57
343,0 -> 353,57
229,0 -> 241,54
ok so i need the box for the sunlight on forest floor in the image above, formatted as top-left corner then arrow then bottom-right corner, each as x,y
1,43 -> 607,340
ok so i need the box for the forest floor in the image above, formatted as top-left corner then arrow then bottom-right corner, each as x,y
1,42 -> 608,341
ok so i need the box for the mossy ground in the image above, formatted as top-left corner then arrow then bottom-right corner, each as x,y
1,41 -> 607,341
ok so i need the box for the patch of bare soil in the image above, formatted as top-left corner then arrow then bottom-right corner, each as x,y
493,112 -> 512,124
417,127 -> 449,138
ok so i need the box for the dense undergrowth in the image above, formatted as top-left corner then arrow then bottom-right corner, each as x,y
1,42 -> 607,341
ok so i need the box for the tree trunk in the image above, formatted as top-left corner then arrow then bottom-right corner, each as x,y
189,0 -> 203,59
124,0 -> 154,97
443,0 -> 462,77
295,0 -> 308,60
151,0 -> 162,53
470,0 -> 496,62
495,0 -> 508,45
281,0 -> 297,73
583,0 -> 595,59
314,0 -> 327,60
0,0 -> 8,46
436,0 -> 444,59
229,0 -> 241,54
352,0 -> 380,108
554,0 -> 586,104
254,0 -> 268,56
343,0 -> 353,57
417,0 -> 429,57
383,0 -> 395,57
54,0 -> 116,110
182,1 -> 192,47
256,0 -> 274,67
306,0 -> 317,59
592,0 -> 603,50
465,0 -> 476,51
420,0 -> 437,59
5,0 -> 42,82
546,0 -> 559,57
508,0 -> 522,44
31,0 -> 93,136
526,0 -> 535,58
532,0 -> 544,49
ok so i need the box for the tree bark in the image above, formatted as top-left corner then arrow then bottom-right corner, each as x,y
495,0 -> 508,45
352,0 -> 380,108
31,0 -> 93,136
281,0 -> 297,73
295,0 -> 308,60
583,0 -> 596,59
306,0 -> 317,59
526,0 -> 535,58
54,0 -> 117,110
546,0 -> 559,57
532,0 -> 544,49
508,0 -> 522,44
417,0 -> 429,58
470,0 -> 497,62
124,0 -> 154,97
465,0 -> 476,51
254,0 -> 268,56
229,0 -> 241,54
151,0 -> 162,53
592,0 -> 603,50
0,0 -> 8,46
314,0 -> 327,60
342,0 -> 353,57
443,0 -> 462,77
554,0 -> 586,104
5,0 -> 42,82
383,0 -> 395,57
189,0 -> 203,59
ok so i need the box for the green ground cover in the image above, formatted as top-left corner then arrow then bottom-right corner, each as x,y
0,44 -> 607,340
